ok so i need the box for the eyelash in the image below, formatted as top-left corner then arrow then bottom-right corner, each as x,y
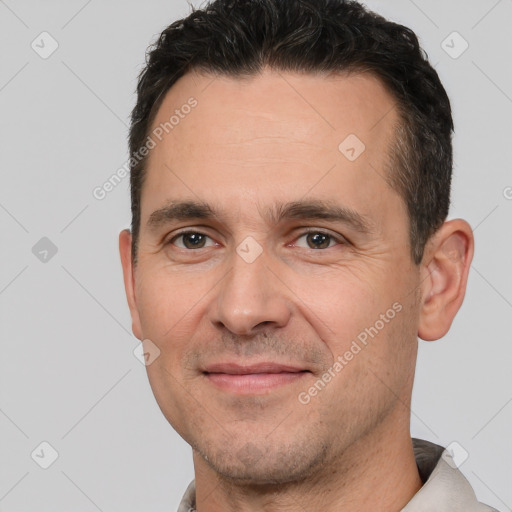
166,229 -> 347,250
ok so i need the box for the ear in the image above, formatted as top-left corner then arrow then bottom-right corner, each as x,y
418,219 -> 474,341
119,229 -> 143,340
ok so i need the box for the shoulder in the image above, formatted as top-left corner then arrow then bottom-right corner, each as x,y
404,438 -> 500,512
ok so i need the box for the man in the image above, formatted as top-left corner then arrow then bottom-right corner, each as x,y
119,0 -> 498,510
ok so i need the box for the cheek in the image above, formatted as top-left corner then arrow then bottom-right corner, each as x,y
294,260 -> 415,369
291,268 -> 381,349
135,267 -> 207,339
312,299 -> 417,418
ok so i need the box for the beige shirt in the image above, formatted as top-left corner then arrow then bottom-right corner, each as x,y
177,439 -> 498,512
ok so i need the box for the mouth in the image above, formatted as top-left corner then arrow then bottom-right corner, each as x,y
203,362 -> 310,394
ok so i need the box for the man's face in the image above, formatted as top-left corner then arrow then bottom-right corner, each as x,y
123,69 -> 423,484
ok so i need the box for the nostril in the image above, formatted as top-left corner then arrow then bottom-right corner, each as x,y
255,323 -> 272,335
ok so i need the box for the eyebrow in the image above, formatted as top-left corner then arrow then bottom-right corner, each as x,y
146,199 -> 376,235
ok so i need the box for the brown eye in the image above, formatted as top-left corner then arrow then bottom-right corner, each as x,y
294,231 -> 342,250
170,232 -> 213,249
306,232 -> 332,249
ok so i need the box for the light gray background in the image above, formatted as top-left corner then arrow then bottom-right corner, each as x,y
1,0 -> 511,510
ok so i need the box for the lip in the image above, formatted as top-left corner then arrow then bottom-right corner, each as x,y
203,362 -> 310,394
204,362 -> 306,374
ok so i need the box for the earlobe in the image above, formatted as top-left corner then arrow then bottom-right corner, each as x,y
417,219 -> 474,341
119,229 -> 143,340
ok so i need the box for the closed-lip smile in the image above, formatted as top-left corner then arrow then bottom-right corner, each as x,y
203,362 -> 310,394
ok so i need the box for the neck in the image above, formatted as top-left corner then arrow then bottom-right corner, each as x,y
193,410 -> 422,512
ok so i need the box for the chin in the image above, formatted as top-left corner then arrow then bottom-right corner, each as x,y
194,437 -> 330,486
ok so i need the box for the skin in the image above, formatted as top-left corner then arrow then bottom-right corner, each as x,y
119,68 -> 474,512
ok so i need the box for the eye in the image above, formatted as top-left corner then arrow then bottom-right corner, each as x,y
168,231 -> 217,250
294,230 -> 344,250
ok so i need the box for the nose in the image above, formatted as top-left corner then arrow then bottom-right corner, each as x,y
209,246 -> 292,336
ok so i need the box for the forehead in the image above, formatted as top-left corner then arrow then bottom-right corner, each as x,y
141,68 -> 403,229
